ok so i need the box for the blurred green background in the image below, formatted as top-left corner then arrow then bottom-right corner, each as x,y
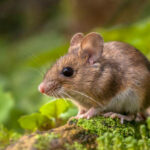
0,0 -> 150,134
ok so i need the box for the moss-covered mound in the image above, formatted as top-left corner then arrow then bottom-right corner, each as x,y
76,117 -> 139,137
6,116 -> 150,150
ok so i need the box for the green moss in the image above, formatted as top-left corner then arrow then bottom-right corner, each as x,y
34,133 -> 60,150
70,116 -> 150,150
32,117 -> 150,150
76,116 -> 139,137
8,117 -> 150,150
96,132 -> 150,150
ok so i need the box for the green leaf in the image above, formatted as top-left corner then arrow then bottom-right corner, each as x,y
60,107 -> 78,120
0,86 -> 14,123
40,99 -> 70,119
18,113 -> 54,131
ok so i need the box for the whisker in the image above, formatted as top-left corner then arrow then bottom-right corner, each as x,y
59,93 -> 69,105
59,91 -> 69,100
53,91 -> 58,99
61,91 -> 75,101
52,90 -> 69,105
51,91 -> 57,100
69,89 -> 103,108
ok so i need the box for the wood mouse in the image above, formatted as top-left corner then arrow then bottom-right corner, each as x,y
39,32 -> 150,123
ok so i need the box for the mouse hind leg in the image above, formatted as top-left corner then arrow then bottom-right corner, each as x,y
103,112 -> 135,124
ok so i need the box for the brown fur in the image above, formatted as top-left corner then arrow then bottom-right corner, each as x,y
40,32 -> 150,116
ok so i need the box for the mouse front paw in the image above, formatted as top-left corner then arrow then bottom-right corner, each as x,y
77,107 -> 101,119
67,109 -> 86,123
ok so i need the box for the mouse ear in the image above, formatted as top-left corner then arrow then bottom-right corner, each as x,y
79,32 -> 104,64
69,33 -> 84,53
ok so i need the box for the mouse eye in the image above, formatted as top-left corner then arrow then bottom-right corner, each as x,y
62,67 -> 74,77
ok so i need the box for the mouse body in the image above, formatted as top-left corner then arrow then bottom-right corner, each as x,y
39,32 -> 150,123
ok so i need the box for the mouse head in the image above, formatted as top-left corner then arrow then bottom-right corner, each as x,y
39,32 -> 104,100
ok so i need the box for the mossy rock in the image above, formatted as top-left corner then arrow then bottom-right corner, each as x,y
6,116 -> 149,150
75,116 -> 139,137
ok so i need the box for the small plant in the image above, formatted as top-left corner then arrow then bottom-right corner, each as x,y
18,99 -> 77,131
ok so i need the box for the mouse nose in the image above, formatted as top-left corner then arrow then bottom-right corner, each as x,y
38,83 -> 45,94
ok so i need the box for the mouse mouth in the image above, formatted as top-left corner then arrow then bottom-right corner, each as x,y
46,87 -> 62,98
39,82 -> 76,100
38,81 -> 63,98
46,87 -> 73,100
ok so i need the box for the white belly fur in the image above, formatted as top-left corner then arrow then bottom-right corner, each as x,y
104,88 -> 140,114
